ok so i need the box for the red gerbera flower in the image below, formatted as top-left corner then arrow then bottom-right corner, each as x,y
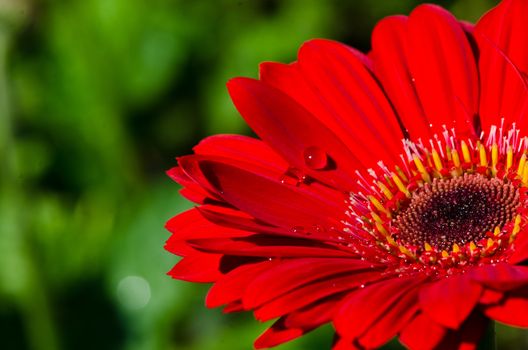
165,1 -> 528,349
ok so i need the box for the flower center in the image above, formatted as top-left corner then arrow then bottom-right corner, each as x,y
394,174 -> 519,251
344,124 -> 528,269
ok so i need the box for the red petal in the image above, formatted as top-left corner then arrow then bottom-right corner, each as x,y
254,299 -> 340,348
358,284 -> 420,348
254,318 -> 304,349
189,236 -> 352,258
206,260 -> 277,308
479,288 -> 503,305
484,287 -> 528,327
399,313 -> 446,350
332,337 -> 361,350
243,258 -> 376,309
194,134 -> 288,170
469,263 -> 528,291
227,77 -> 361,191
476,0 -> 528,75
197,159 -> 342,229
407,5 -> 479,137
285,296 -> 341,330
474,29 -> 528,132
167,254 -> 223,282
475,0 -> 528,131
435,312 -> 489,350
295,39 -> 405,168
371,15 -> 430,140
165,208 -> 251,243
167,166 -> 213,204
253,271 -> 384,321
419,274 -> 482,329
334,276 -> 425,341
197,205 -> 280,234
509,229 -> 528,264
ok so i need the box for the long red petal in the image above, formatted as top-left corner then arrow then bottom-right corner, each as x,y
243,258 -> 376,309
469,263 -> 528,291
399,313 -> 447,350
334,276 -> 425,341
407,4 -> 479,137
296,39 -> 405,168
167,254 -> 224,282
197,159 -> 342,229
253,271 -> 384,321
484,287 -> 528,327
419,274 -> 482,329
371,15 -> 430,140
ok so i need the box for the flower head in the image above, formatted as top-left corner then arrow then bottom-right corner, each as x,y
166,1 -> 528,349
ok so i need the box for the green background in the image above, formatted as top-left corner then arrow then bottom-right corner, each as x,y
0,0 -> 525,349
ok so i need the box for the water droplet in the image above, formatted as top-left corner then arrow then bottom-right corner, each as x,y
292,226 -> 304,233
303,146 -> 328,170
280,167 -> 305,186
360,284 -> 365,288
311,224 -> 324,233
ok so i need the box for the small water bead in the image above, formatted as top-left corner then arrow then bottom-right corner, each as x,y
291,226 -> 304,234
280,167 -> 306,186
303,146 -> 328,170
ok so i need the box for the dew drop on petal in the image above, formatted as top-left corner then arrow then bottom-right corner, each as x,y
292,226 -> 304,233
311,224 -> 324,233
280,167 -> 306,186
303,146 -> 328,170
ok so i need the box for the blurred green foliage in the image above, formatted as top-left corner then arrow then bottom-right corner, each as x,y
0,0 -> 525,349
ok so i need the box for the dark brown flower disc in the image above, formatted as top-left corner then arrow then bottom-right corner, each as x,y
394,173 -> 520,251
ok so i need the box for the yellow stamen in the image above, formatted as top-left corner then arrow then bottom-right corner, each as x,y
441,250 -> 449,258
391,172 -> 410,198
517,153 -> 526,177
491,143 -> 498,169
424,242 -> 432,252
486,238 -> 494,249
469,242 -> 477,251
431,149 -> 443,171
506,147 -> 513,171
446,145 -> 452,161
413,156 -> 431,183
451,149 -> 461,167
386,235 -> 397,246
368,195 -> 387,215
399,245 -> 415,258
523,163 -> 528,185
461,141 -> 471,163
494,226 -> 501,237
370,212 -> 383,225
513,214 -> 522,236
375,222 -> 388,236
452,243 -> 460,253
479,144 -> 488,167
395,166 -> 408,182
377,181 -> 393,200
